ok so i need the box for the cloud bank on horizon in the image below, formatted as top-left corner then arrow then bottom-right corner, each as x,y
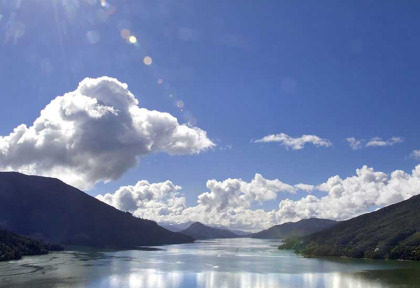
0,77 -> 214,189
97,164 -> 420,231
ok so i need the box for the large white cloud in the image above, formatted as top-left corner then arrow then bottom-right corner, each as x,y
97,165 -> 420,232
0,77 -> 214,189
255,133 -> 332,150
191,165 -> 420,229
277,165 -> 420,222
198,173 -> 295,212
96,173 -> 296,230
96,180 -> 187,220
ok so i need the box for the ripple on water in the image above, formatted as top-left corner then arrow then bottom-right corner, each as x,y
0,239 -> 419,288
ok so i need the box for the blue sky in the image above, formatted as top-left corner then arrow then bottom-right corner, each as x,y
1,0 -> 420,229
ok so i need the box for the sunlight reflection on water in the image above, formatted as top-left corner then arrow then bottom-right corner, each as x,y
0,238 -> 419,288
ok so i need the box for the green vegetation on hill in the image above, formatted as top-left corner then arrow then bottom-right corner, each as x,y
0,230 -> 63,261
279,195 -> 420,261
252,218 -> 337,239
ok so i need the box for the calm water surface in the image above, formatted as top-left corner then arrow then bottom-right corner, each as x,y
0,238 -> 419,288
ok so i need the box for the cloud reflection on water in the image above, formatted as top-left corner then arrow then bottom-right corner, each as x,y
0,239 -> 418,288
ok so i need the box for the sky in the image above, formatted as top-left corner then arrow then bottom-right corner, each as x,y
1,0 -> 420,231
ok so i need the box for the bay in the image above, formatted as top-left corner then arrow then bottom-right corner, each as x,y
1,238 -> 419,288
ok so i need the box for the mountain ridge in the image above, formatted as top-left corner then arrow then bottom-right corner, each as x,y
0,172 -> 194,248
279,194 -> 420,260
180,222 -> 239,240
252,218 -> 338,239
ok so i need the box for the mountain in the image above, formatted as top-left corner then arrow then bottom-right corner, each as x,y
279,194 -> 420,260
180,222 -> 239,240
162,222 -> 251,237
228,229 -> 252,237
0,230 -> 63,261
159,222 -> 194,232
0,172 -> 193,248
211,225 -> 252,237
252,218 -> 337,239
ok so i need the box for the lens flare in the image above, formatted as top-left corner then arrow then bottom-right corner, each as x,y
176,101 -> 184,109
100,0 -> 109,8
120,29 -> 131,40
128,35 -> 137,44
86,30 -> 100,44
188,118 -> 197,126
143,56 -> 152,66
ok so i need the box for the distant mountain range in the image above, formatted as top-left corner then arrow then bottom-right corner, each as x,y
180,222 -> 240,240
227,229 -> 252,237
0,172 -> 193,248
251,218 -> 338,239
0,230 -> 63,261
280,194 -> 420,260
179,219 -> 338,241
159,222 -> 194,232
161,222 -> 251,236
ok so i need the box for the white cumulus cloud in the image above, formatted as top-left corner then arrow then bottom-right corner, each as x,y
96,180 -> 187,220
198,173 -> 295,212
97,165 -> 420,232
96,173 -> 296,231
254,133 -> 332,150
0,77 -> 214,189
277,165 -> 420,222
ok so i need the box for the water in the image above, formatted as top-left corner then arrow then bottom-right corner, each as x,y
0,238 -> 419,288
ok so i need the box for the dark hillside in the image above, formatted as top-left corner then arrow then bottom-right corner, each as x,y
252,218 -> 337,239
280,194 -> 420,260
180,222 -> 239,240
0,230 -> 63,261
0,172 -> 193,248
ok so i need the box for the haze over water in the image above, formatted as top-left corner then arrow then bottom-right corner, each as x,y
1,238 -> 419,288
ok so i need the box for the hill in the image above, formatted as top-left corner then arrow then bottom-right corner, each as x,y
0,172 -> 193,248
252,218 -> 337,239
159,222 -> 194,232
228,229 -> 252,237
180,222 -> 239,240
161,222 -> 251,237
0,230 -> 63,261
279,194 -> 420,260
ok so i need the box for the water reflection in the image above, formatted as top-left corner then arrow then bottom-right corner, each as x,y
80,270 -> 417,288
0,238 -> 419,288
